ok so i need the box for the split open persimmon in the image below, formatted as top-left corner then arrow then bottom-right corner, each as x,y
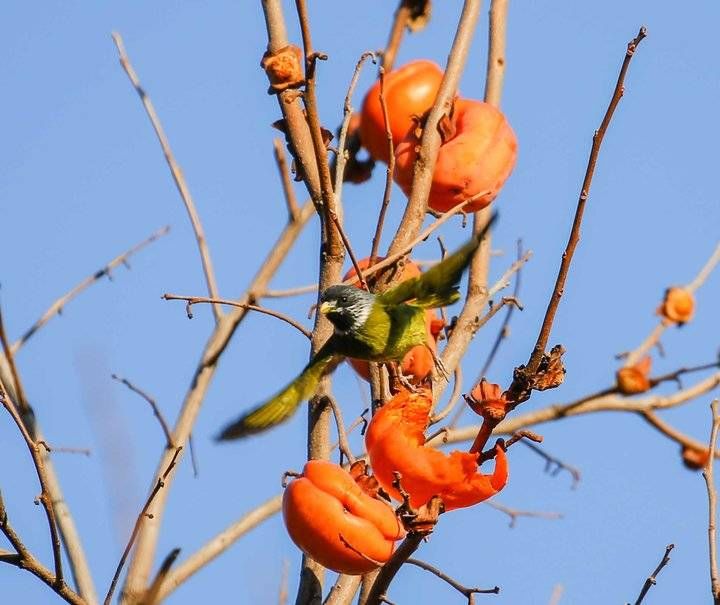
282,460 -> 404,575
343,258 -> 444,383
394,98 -> 518,213
359,60 -> 444,164
365,388 -> 508,511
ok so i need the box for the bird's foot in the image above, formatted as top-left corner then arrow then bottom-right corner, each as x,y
388,362 -> 420,393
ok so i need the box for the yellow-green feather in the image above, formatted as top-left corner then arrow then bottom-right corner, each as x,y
216,342 -> 338,440
378,213 -> 497,308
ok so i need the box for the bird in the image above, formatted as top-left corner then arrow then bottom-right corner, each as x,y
216,213 -> 496,441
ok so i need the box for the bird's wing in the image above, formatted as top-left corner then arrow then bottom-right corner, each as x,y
216,337 -> 340,440
378,213 -> 497,308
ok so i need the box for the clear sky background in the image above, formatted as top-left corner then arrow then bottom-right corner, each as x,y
2,2 -> 720,604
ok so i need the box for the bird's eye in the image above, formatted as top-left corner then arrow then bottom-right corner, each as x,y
340,295 -> 348,304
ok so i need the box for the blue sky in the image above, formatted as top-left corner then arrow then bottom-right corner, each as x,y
2,2 -> 720,603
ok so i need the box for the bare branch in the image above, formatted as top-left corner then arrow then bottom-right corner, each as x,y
486,501 -> 563,529
520,441 -> 581,489
334,51 -> 377,216
162,293 -> 312,339
326,395 -> 356,465
111,33 -> 222,321
273,138 -> 302,222
323,575 -> 362,605
703,400 -> 720,603
0,492 -> 84,605
12,226 -> 170,354
507,27 -> 648,405
0,338 -> 64,588
630,544 -> 674,605
111,374 -> 174,448
369,68 -> 395,264
435,369 -> 720,449
104,447 -> 182,605
406,558 -> 500,602
430,366 -> 463,425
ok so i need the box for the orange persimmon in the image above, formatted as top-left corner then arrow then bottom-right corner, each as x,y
394,98 -> 518,213
282,460 -> 404,575
343,258 -> 444,383
616,356 -> 652,394
365,388 -> 508,511
359,60 -> 444,164
657,287 -> 695,325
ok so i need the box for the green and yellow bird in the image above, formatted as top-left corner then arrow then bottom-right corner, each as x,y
216,214 -> 496,441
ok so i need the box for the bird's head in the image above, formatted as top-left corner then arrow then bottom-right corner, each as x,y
319,285 -> 375,334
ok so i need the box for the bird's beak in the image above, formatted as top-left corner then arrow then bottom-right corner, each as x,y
319,301 -> 335,315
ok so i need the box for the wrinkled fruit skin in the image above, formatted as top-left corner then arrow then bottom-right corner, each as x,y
359,60 -> 444,164
282,460 -> 405,575
366,388 -> 509,511
394,99 -> 518,213
343,258 -> 444,383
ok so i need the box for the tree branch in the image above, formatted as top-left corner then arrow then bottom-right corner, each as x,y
112,33 -> 222,321
506,27 -> 647,406
630,544 -> 674,605
10,226 -> 169,354
162,293 -> 312,339
703,400 -> 720,603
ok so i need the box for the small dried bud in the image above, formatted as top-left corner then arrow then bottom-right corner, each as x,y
261,45 -> 304,93
681,445 -> 711,471
616,356 -> 652,395
657,287 -> 695,325
467,379 -> 507,421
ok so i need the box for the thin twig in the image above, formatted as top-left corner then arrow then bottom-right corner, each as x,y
347,195 -> 486,287
369,68 -> 395,265
0,306 -> 31,427
273,138 -> 301,222
121,198 -> 316,600
12,226 -> 170,354
406,558 -> 500,602
434,0 -> 514,402
703,400 -> 720,603
112,33 -> 222,321
111,374 -> 174,448
520,441 -> 581,489
365,534 -> 425,605
333,51 -> 377,221
630,544 -> 675,605
0,338 -> 64,588
478,240 -> 524,379
325,395 -> 356,465
104,447 -> 182,605
486,501 -> 563,529
508,27 -> 647,404
0,493 -> 84,605
162,293 -> 312,339
430,367 -> 463,425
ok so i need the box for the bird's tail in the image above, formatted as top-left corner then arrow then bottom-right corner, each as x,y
216,348 -> 338,441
